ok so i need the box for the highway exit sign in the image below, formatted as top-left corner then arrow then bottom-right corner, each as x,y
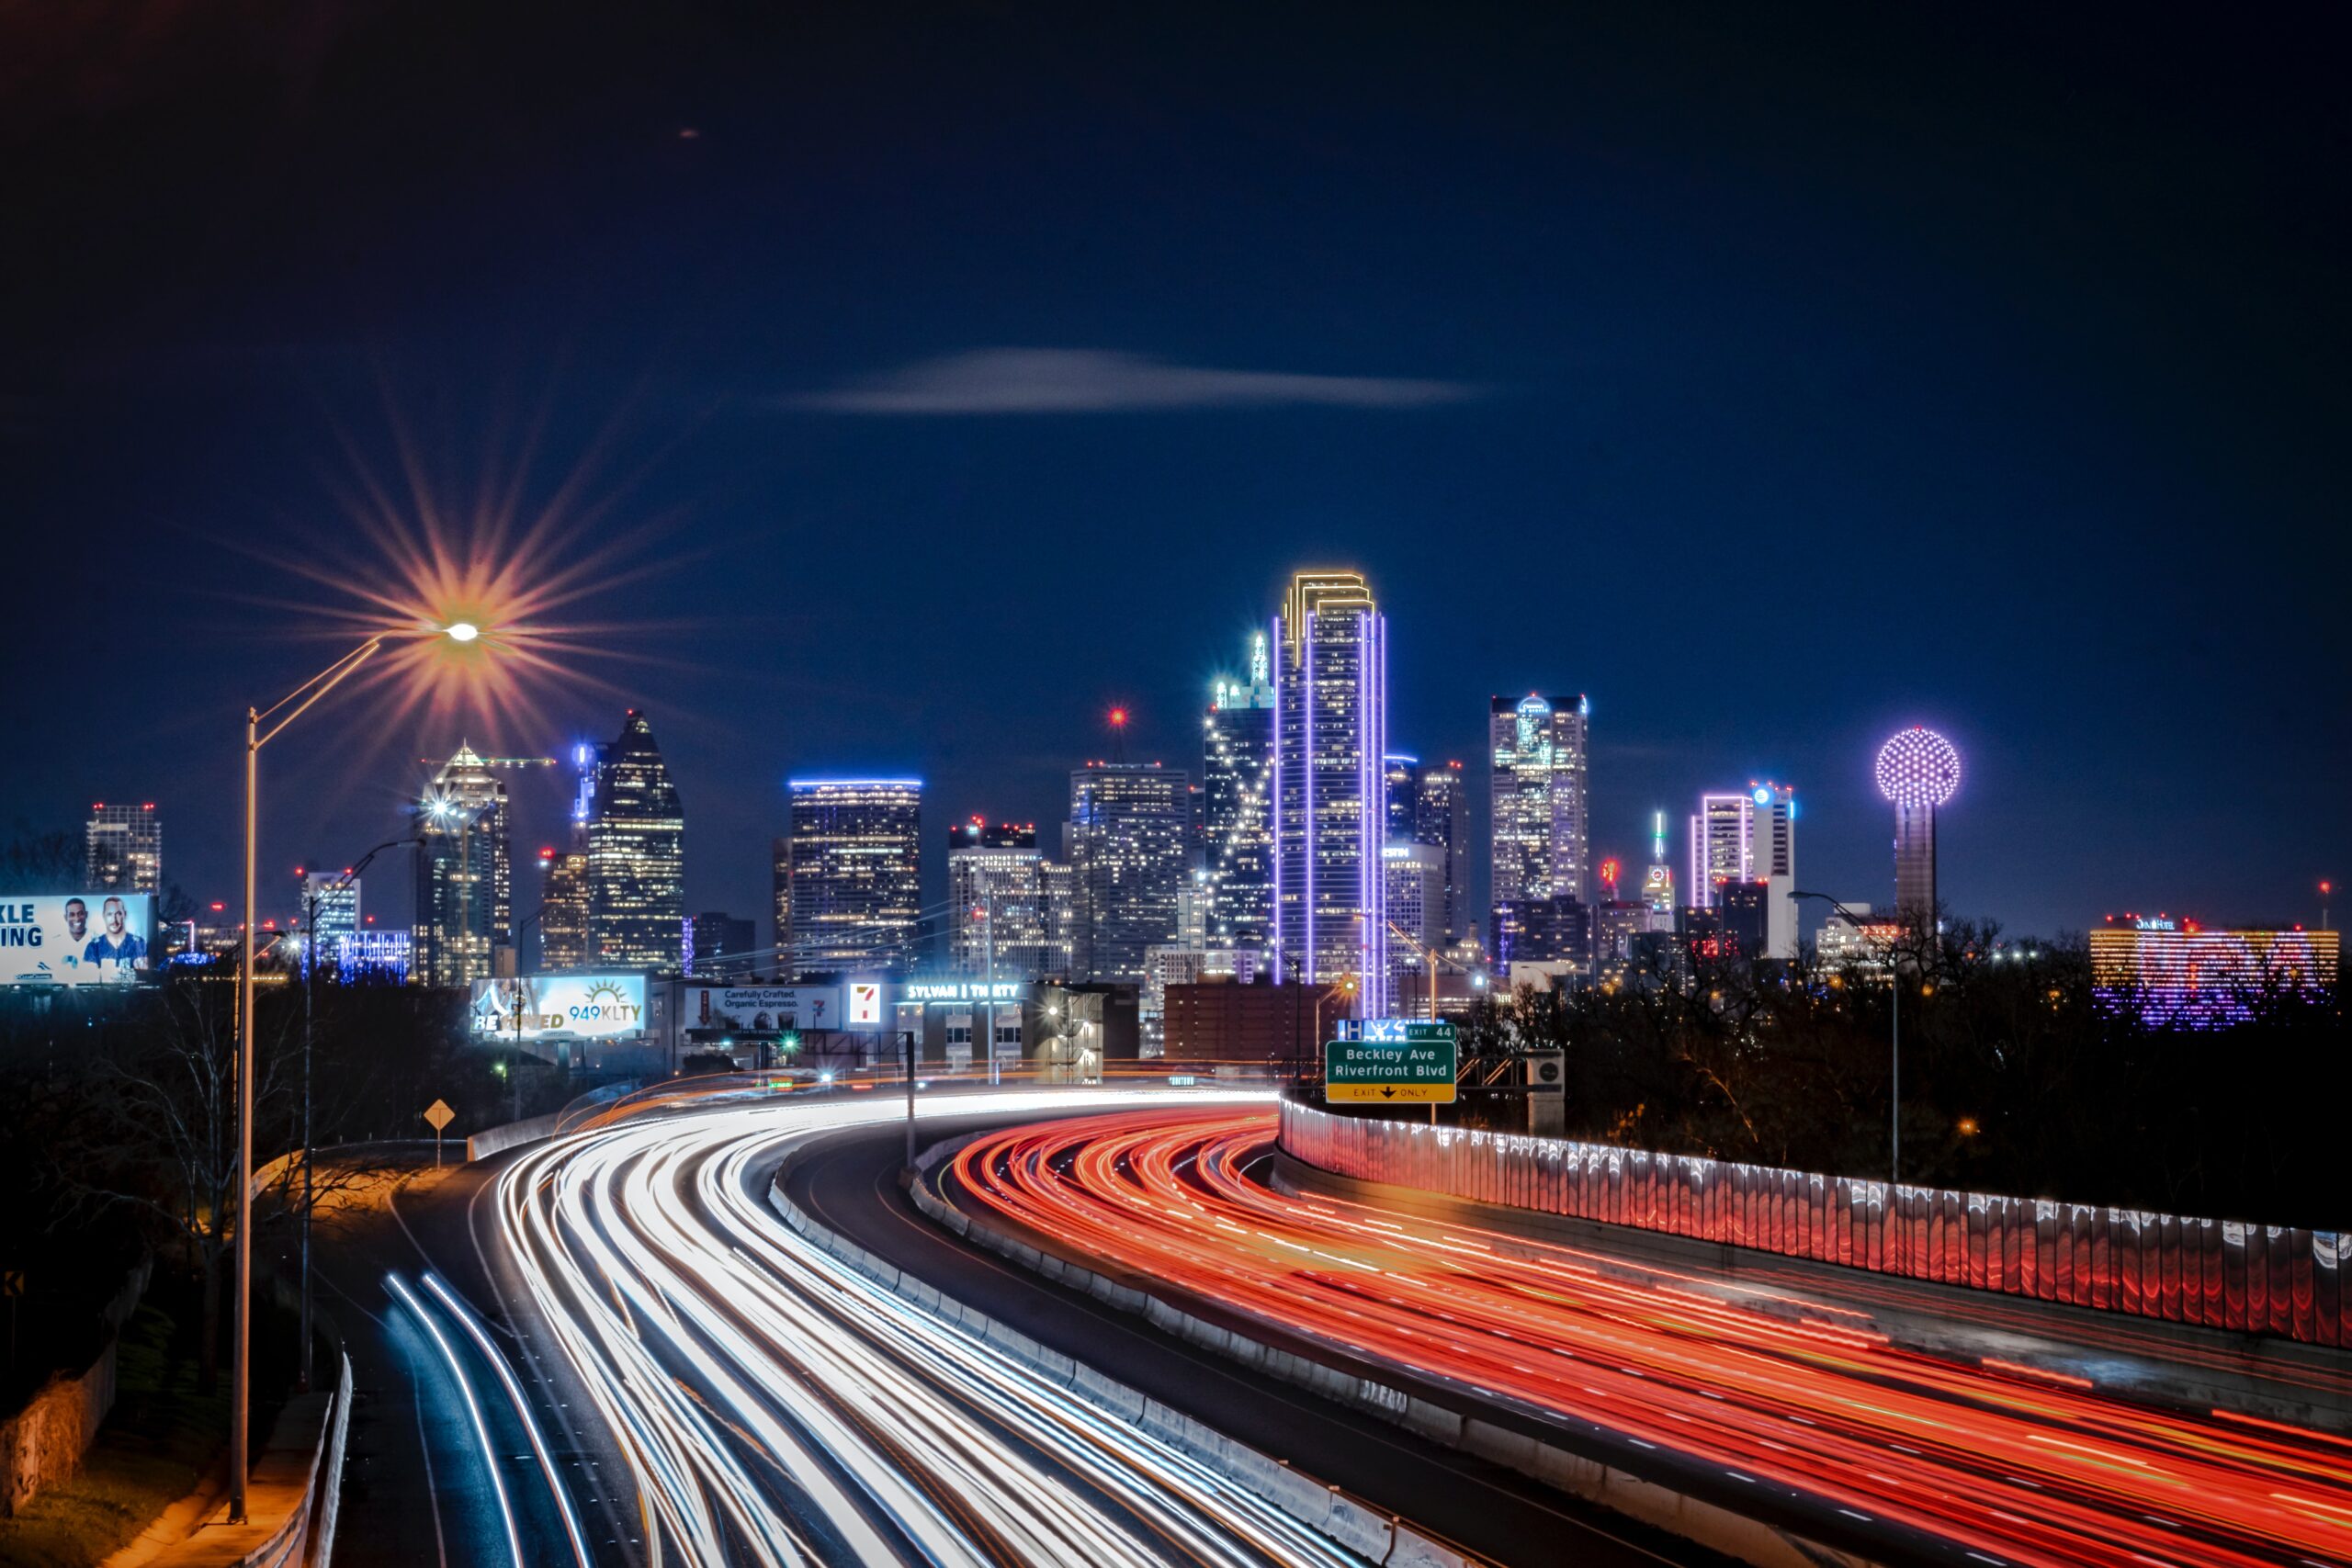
1324,1022 -> 1456,1104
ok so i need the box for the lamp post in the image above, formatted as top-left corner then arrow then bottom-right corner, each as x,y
232,621 -> 472,1525
1792,889 -> 1902,1187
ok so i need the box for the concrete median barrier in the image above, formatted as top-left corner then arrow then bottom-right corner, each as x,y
768,1158 -> 1482,1567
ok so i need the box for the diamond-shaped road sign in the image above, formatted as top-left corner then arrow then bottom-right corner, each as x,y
423,1099 -> 455,1131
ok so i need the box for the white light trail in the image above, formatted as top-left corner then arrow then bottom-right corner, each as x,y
485,1088 -> 1372,1565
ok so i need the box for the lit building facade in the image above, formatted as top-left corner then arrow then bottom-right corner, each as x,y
1414,761 -> 1467,942
85,802 -> 162,894
413,743 -> 514,988
1272,570 -> 1387,1014
1067,762 -> 1189,985
299,869 -> 360,974
948,819 -> 1050,979
335,929 -> 412,985
785,778 -> 922,977
1041,860 -> 1080,980
1204,634 -> 1276,952
2091,919 -> 2339,1027
1690,792 -> 1751,908
1491,897 -> 1591,971
538,849 -> 591,970
1383,755 -> 1421,841
586,712 -> 686,972
685,911 -> 757,976
1488,693 -> 1591,914
1382,840 -> 1446,1000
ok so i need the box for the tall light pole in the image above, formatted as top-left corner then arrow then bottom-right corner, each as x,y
232,620 -> 472,1524
1792,889 -> 1902,1187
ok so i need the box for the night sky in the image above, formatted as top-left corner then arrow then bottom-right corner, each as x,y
6,3 -> 2345,945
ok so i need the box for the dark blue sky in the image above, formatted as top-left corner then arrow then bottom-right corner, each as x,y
6,2 -> 2345,942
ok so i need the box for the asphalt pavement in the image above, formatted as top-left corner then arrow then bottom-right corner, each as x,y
780,1109 -> 1732,1568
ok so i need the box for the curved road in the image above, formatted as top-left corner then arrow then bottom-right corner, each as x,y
328,1086 -> 1620,1567
942,1106 -> 2352,1568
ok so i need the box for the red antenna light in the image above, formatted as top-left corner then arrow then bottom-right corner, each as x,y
1108,706 -> 1128,728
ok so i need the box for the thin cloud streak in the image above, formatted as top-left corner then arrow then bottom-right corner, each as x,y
790,348 -> 1480,414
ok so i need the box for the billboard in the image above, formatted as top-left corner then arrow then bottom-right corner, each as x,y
684,985 -> 840,1032
846,981 -> 884,1028
470,974 -> 649,1042
1,893 -> 155,986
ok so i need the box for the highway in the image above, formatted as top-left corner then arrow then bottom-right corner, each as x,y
324,1086 -> 1561,1567
944,1105 -> 2352,1568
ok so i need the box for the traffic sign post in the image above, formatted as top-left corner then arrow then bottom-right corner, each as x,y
1324,1020 -> 1457,1105
424,1098 -> 455,1167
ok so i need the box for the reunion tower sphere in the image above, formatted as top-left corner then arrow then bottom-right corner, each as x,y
1875,726 -> 1962,808
1878,726 -> 1959,920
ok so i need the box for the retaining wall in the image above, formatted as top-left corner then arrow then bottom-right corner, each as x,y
0,1257 -> 151,1516
1283,1099 -> 2351,1348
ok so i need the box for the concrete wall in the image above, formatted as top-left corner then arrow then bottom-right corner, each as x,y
1283,1098 -> 2352,1348
152,1351 -> 352,1568
0,1257 -> 150,1516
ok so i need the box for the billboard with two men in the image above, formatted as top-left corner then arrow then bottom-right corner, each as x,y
0,894 -> 155,987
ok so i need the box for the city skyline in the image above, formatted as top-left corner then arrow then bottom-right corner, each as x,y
6,7 -> 2342,946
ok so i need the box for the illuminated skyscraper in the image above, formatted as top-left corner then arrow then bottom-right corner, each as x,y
1272,570 -> 1386,1013
785,778 -> 922,976
1068,762 -> 1189,985
1488,694 -> 1590,908
585,712 -> 685,971
1383,754 -> 1420,840
1686,784 -> 1797,956
1690,792 -> 1751,907
685,911 -> 756,976
1203,634 -> 1275,951
413,744 -> 514,987
948,819 -> 1050,979
538,849 -> 590,969
1642,808 -> 1676,919
1414,761 -> 1466,942
297,869 -> 359,973
85,802 -> 162,894
1876,727 -> 1961,922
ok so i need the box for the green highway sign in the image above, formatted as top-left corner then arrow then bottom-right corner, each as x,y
1324,1028 -> 1457,1104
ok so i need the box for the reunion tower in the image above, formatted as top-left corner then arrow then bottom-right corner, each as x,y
1875,727 -> 1961,921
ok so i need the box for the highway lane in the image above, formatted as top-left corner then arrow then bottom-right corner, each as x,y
305,1156 -> 647,1567
470,1085 -> 1456,1565
783,1111 -> 1729,1568
946,1107 -> 2352,1568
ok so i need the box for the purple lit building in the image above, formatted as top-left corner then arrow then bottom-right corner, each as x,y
1875,727 -> 1961,921
1271,570 -> 1387,1016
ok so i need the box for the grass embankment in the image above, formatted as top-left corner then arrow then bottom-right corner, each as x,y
0,1299 -> 223,1567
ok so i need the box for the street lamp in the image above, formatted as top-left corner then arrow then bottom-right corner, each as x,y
232,621 -> 470,1523
1792,889 -> 1905,1187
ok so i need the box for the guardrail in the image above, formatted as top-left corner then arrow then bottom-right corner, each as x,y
1280,1100 -> 2350,1348
152,1350 -> 351,1568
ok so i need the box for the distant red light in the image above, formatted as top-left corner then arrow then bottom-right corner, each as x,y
210,903 -> 225,912
1108,707 -> 1129,728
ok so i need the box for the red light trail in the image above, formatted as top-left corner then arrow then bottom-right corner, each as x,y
951,1108 -> 2352,1568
